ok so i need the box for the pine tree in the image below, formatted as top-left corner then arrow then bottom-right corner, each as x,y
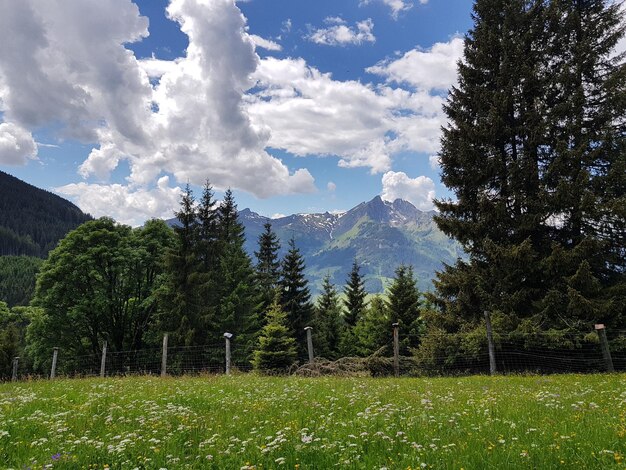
215,189 -> 260,362
313,275 -> 343,359
388,265 -> 422,354
253,293 -> 297,374
431,0 -> 625,336
355,295 -> 390,356
280,237 -> 314,361
343,259 -> 368,327
161,185 -> 202,346
255,223 -> 281,316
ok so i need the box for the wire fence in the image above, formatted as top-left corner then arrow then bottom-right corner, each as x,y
5,324 -> 625,382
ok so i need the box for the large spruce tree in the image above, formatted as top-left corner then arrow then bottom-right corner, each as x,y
215,189 -> 260,362
343,259 -> 368,327
255,223 -> 281,316
388,265 -> 422,354
313,275 -> 343,359
431,0 -> 625,332
280,237 -> 314,361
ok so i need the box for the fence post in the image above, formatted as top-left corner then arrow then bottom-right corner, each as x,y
100,341 -> 107,378
595,324 -> 614,373
392,322 -> 399,377
11,357 -> 19,382
161,334 -> 168,377
50,347 -> 59,379
304,326 -> 314,364
224,333 -> 232,375
484,311 -> 497,375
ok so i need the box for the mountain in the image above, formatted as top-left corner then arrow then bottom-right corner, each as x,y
0,171 -> 92,257
172,196 -> 464,294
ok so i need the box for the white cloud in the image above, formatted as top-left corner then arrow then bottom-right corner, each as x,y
55,176 -> 182,226
327,181 -> 337,192
367,36 -> 463,91
381,171 -> 436,211
359,0 -> 417,20
248,55 -> 447,173
249,34 -> 282,51
0,122 -> 37,165
429,154 -> 440,169
271,213 -> 286,219
308,18 -> 375,46
0,0 -> 315,221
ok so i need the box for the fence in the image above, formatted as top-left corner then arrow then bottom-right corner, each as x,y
7,319 -> 626,382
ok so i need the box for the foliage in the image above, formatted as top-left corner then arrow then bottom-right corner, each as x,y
343,259 -> 368,327
280,238 -> 314,361
0,170 -> 92,257
255,222 -> 281,315
0,256 -> 42,307
387,265 -> 423,354
354,295 -> 390,356
252,294 -> 297,374
313,275 -> 343,360
29,218 -> 173,371
431,0 -> 626,337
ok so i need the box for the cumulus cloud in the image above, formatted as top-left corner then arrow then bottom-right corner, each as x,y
327,181 -> 337,192
307,17 -> 375,46
56,176 -> 182,226
0,122 -> 37,165
429,154 -> 440,169
381,171 -> 436,211
248,54 -> 448,173
368,36 -> 463,91
0,0 -> 316,221
249,34 -> 282,51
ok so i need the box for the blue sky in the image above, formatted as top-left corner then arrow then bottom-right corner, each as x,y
0,0 -> 477,224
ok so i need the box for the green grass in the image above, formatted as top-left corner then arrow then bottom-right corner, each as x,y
1,374 -> 625,469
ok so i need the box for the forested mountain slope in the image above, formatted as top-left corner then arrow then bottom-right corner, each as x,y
0,171 -> 92,256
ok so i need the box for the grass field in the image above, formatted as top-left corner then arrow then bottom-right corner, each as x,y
0,374 -> 625,469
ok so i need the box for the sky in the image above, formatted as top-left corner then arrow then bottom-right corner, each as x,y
0,0 -> 624,225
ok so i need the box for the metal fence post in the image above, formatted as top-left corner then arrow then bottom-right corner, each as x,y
224,333 -> 232,375
11,357 -> 19,382
392,322 -> 399,377
595,324 -> 614,372
50,347 -> 59,379
484,311 -> 497,375
161,334 -> 168,377
304,326 -> 314,364
100,341 -> 108,378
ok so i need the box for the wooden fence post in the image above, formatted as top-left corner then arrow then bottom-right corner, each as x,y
224,333 -> 232,375
484,311 -> 497,375
161,334 -> 168,377
11,357 -> 19,382
595,324 -> 614,373
100,341 -> 107,378
50,347 -> 59,379
304,326 -> 314,364
392,322 -> 400,377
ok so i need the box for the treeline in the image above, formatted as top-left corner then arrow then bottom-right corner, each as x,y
0,183 -> 425,377
0,171 -> 92,257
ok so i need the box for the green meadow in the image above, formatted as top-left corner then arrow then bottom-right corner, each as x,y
0,374 -> 624,469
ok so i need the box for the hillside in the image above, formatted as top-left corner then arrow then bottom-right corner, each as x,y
238,196 -> 464,294
0,171 -> 92,257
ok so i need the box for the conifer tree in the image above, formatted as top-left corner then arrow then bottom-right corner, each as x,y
280,237 -> 314,361
215,189 -> 260,361
255,223 -> 281,316
161,185 -> 202,346
313,275 -> 343,359
253,292 -> 297,374
388,265 -> 422,354
355,295 -> 390,356
343,259 -> 368,327
431,0 -> 626,332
